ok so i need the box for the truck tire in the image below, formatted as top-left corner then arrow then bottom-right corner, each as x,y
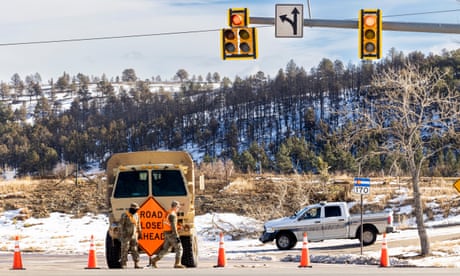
105,231 -> 122,269
359,226 -> 377,246
180,235 -> 198,267
275,231 -> 296,250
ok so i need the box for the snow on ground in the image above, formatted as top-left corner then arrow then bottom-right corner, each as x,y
1,209 -> 460,267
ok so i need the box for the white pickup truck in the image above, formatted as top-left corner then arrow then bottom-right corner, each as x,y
259,201 -> 395,250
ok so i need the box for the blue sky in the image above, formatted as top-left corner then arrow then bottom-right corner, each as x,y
0,0 -> 458,83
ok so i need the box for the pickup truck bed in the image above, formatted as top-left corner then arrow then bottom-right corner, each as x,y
259,201 -> 394,250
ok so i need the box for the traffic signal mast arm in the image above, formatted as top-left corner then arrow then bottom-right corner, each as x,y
250,17 -> 460,34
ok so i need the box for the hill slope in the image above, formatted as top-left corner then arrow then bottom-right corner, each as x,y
1,174 -> 459,227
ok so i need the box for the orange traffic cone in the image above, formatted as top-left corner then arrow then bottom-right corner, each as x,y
379,232 -> 390,267
11,235 -> 25,270
298,232 -> 312,268
215,232 -> 226,267
85,235 -> 100,269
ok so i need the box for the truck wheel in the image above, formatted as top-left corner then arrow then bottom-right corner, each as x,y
105,231 -> 122,269
360,227 -> 377,246
275,232 -> 296,250
180,235 -> 198,267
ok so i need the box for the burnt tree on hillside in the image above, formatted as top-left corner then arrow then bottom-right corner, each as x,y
3,49 -> 460,177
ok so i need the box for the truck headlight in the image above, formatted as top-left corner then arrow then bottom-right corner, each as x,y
265,227 -> 275,233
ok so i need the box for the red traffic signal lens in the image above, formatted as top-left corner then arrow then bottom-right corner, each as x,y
364,15 -> 376,27
231,14 -> 243,26
239,29 -> 250,40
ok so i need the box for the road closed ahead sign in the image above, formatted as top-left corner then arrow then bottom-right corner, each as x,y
137,197 -> 168,256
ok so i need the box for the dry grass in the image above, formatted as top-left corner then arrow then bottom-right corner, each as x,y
2,174 -> 460,226
433,239 -> 460,255
0,178 -> 38,194
214,174 -> 460,222
221,177 -> 255,193
0,176 -> 107,218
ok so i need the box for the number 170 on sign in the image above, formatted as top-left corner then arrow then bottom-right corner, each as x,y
353,177 -> 371,194
353,185 -> 370,194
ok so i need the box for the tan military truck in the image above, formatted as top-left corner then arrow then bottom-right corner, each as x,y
105,151 -> 198,268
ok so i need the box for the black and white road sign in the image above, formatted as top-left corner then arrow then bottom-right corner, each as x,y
275,4 -> 303,38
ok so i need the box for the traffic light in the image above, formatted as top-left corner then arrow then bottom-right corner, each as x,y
221,27 -> 258,60
221,8 -> 258,60
358,9 -> 382,60
228,8 -> 249,27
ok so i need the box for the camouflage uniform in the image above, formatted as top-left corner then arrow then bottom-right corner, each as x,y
150,200 -> 185,268
119,202 -> 142,269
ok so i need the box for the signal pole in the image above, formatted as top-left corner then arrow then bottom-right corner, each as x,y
250,17 -> 460,34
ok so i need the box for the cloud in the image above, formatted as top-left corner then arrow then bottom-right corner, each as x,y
0,0 -> 457,82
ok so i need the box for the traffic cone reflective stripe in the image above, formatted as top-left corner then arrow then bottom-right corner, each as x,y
11,235 -> 25,270
85,235 -> 99,269
298,232 -> 312,268
215,232 -> 226,267
380,232 -> 390,267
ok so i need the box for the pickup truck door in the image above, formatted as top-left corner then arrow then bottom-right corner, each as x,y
322,205 -> 348,239
294,206 -> 323,241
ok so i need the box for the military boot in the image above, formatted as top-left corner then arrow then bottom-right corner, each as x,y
174,257 -> 185,269
150,256 -> 160,268
134,261 -> 142,269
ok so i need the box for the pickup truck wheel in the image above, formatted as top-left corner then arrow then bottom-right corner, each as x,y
275,232 -> 296,250
360,227 -> 377,246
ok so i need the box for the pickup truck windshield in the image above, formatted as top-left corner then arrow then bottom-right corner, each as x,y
292,207 -> 305,218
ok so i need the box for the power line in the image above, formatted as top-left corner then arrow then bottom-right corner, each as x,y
0,29 -> 221,47
383,8 -> 460,18
0,9 -> 458,47
345,9 -> 460,21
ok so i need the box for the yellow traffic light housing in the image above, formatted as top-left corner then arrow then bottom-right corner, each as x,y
221,8 -> 258,60
228,8 -> 249,27
358,9 -> 382,60
221,27 -> 258,60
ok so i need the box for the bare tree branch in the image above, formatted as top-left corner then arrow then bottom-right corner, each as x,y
345,62 -> 460,256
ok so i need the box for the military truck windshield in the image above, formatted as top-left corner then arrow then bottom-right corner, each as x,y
113,170 -> 149,198
152,170 -> 187,196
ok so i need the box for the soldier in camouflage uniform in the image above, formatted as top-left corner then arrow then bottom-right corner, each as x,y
119,202 -> 142,269
150,200 -> 185,269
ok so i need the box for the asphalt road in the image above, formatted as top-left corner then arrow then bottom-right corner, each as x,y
0,254 -> 460,276
1,226 -> 460,275
309,226 -> 460,256
1,254 -> 460,276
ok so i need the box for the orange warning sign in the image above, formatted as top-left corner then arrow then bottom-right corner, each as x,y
137,197 -> 168,256
454,179 -> 460,194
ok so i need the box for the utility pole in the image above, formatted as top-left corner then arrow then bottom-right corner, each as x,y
250,17 -> 460,34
